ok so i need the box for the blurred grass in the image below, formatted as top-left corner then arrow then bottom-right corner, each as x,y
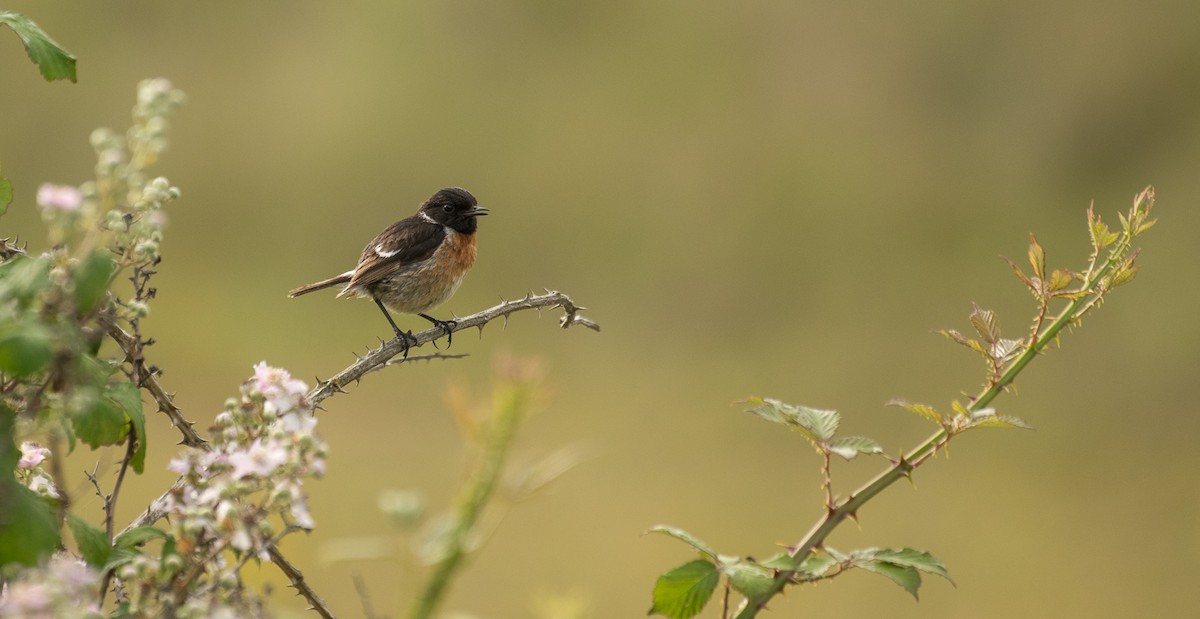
2,1 -> 1199,617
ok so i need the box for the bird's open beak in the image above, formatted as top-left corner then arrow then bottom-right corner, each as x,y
468,206 -> 489,216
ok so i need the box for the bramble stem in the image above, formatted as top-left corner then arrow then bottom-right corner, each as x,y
733,189 -> 1153,618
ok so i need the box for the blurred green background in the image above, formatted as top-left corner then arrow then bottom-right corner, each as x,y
3,2 -> 1199,617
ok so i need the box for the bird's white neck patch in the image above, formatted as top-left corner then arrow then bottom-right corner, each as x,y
418,211 -> 437,224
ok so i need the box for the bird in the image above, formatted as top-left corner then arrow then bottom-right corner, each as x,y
288,187 -> 488,357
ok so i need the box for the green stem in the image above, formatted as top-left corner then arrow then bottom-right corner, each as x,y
733,237 -> 1133,619
407,383 -> 529,619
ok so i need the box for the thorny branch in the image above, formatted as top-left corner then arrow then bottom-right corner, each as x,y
307,290 -> 598,406
119,290 -> 596,618
107,323 -> 207,449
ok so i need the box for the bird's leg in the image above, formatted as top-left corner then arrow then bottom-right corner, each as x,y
418,313 -> 457,348
375,298 -> 415,358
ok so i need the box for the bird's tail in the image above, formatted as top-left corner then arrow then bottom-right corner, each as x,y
288,271 -> 353,298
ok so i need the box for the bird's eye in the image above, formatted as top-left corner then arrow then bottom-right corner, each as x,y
442,204 -> 454,213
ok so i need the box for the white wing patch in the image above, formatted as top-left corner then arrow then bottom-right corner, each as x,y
374,243 -> 401,258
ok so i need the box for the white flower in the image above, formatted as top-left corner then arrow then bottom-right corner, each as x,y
166,456 -> 192,475
18,442 -> 50,469
26,473 -> 61,499
277,411 -> 317,436
290,498 -> 316,529
227,439 -> 288,479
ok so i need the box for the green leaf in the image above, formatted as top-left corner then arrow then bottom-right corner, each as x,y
969,304 -> 1001,345
102,548 -> 138,574
115,525 -> 168,550
649,559 -> 720,619
937,329 -> 989,357
68,514 -> 110,568
858,558 -> 922,599
107,381 -> 146,472
70,386 -> 130,449
0,11 -> 77,82
1047,269 -> 1074,294
0,254 -> 52,307
759,551 -> 839,580
743,397 -> 839,445
1027,233 -> 1046,281
849,547 -> 953,599
965,410 -> 1033,430
721,559 -> 775,599
0,482 -> 61,566
872,548 -> 953,583
887,398 -> 944,425
0,318 -> 53,377
73,250 -> 114,315
645,525 -> 718,561
828,435 -> 883,460
76,353 -> 119,387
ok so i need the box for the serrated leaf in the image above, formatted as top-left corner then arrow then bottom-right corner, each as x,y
70,387 -> 129,449
828,436 -> 883,460
721,559 -> 775,599
76,354 -> 119,388
760,552 -> 838,580
645,525 -> 718,561
0,318 -> 53,377
1107,259 -> 1138,288
74,250 -> 114,315
106,381 -> 146,472
744,397 -> 840,445
102,548 -> 138,574
967,406 -> 997,421
67,514 -> 110,568
649,559 -> 720,619
115,525 -> 168,550
991,337 -> 1023,363
1134,218 -> 1157,236
887,399 -> 944,425
0,481 -> 61,566
969,304 -> 1001,345
1047,269 -> 1074,294
1088,203 -> 1118,250
0,255 -> 52,307
937,329 -> 990,357
857,558 -> 923,599
0,11 -> 77,82
1003,257 -> 1036,292
1027,233 -> 1046,280
872,548 -> 953,583
967,414 -> 1033,430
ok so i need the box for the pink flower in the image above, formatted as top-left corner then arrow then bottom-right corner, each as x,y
18,442 -> 50,469
36,183 -> 82,211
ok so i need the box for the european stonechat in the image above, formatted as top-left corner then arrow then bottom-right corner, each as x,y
288,187 -> 488,356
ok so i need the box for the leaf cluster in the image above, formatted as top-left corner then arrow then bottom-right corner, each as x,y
647,188 -> 1157,618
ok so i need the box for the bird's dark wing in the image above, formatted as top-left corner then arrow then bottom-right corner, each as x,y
344,216 -> 445,290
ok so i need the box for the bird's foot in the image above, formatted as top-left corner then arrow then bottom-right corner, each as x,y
393,328 -> 417,359
419,314 -> 457,349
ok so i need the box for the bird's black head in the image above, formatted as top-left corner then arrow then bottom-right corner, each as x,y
419,187 -> 488,234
